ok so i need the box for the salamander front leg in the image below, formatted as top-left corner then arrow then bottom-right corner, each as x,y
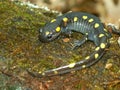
72,35 -> 88,50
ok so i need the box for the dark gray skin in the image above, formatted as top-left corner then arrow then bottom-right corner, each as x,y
28,12 -> 120,78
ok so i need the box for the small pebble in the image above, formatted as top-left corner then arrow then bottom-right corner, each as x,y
118,37 -> 120,47
63,38 -> 70,42
105,63 -> 113,69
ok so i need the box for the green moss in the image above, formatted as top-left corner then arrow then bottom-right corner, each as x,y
0,0 -> 120,89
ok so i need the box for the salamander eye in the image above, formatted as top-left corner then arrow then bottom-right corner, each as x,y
47,34 -> 52,39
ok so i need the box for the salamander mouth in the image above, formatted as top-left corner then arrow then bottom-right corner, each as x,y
47,32 -> 60,41
39,32 -> 60,43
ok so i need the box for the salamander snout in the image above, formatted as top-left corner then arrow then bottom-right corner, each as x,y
39,27 -> 60,43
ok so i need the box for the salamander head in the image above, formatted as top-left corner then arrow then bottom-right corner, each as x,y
39,22 -> 62,43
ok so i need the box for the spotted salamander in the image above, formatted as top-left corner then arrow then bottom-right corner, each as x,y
27,12 -> 120,78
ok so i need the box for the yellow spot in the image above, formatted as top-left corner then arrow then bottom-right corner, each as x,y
56,27 -> 61,32
82,65 -> 86,68
68,63 -> 76,68
38,71 -> 42,74
100,43 -> 106,49
95,47 -> 100,51
85,38 -> 88,40
54,70 -> 58,74
95,53 -> 99,59
105,33 -> 109,37
99,34 -> 105,38
74,17 -> 78,22
94,23 -> 100,28
63,17 -> 68,22
42,73 -> 45,76
88,18 -> 94,22
51,19 -> 56,23
82,16 -> 88,20
85,33 -> 88,35
85,56 -> 90,60
45,31 -> 50,35
104,28 -> 107,32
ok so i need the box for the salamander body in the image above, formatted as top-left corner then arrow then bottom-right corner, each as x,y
27,12 -> 120,78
